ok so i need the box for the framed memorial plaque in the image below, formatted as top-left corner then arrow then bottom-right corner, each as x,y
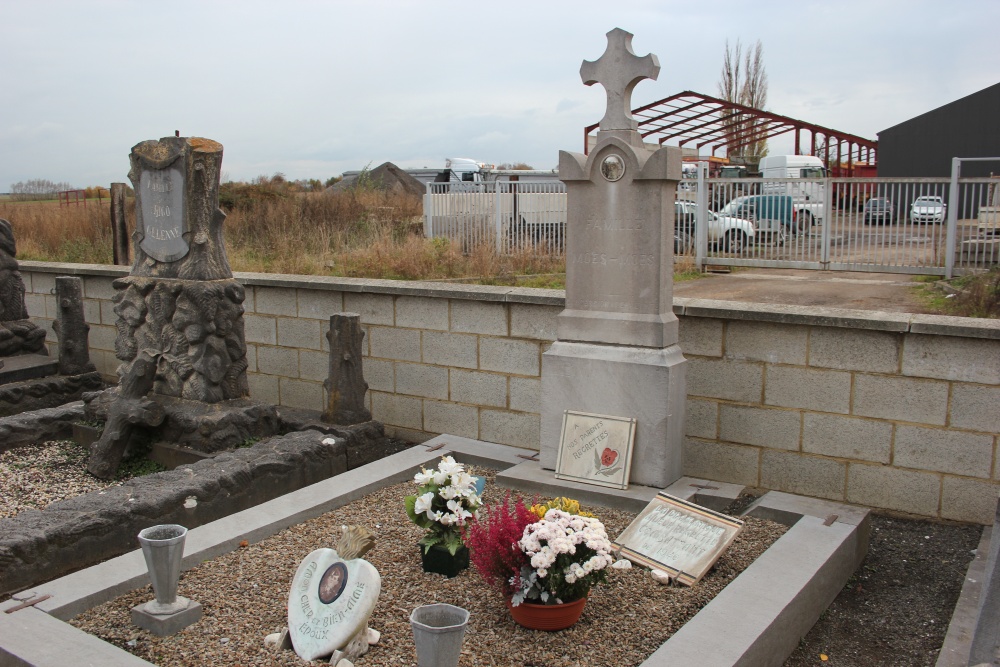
554,410 -> 636,490
614,492 -> 744,586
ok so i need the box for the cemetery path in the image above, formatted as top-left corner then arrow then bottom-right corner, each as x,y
784,514 -> 982,667
674,269 -> 931,314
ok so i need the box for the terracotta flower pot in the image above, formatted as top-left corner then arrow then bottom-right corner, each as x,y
420,543 -> 469,578
506,595 -> 587,631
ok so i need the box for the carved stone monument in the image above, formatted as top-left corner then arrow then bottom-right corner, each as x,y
540,29 -> 687,488
323,313 -> 371,425
0,219 -> 47,358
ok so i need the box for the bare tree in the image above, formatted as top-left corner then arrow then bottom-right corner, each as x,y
717,39 -> 769,164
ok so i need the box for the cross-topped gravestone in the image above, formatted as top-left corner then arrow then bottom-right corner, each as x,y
580,28 -> 660,133
540,29 -> 687,489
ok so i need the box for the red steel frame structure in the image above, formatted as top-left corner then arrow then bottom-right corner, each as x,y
584,90 -> 878,176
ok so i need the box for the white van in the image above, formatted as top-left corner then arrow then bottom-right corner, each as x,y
758,155 -> 826,226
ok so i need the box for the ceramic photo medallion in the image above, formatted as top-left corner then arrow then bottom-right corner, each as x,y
554,410 -> 636,489
287,548 -> 381,661
614,492 -> 744,585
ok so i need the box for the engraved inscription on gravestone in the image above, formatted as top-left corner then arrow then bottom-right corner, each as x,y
139,166 -> 187,263
555,410 -> 636,490
614,492 -> 743,585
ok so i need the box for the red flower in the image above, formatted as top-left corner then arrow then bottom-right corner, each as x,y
601,448 -> 618,468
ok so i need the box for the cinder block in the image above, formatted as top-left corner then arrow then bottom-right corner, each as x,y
276,317 -> 323,350
254,286 -> 297,317
371,392 -> 423,430
510,304 -> 559,341
678,316 -> 724,357
765,366 -> 850,414
509,377 -> 540,414
88,324 -> 117,352
242,286 -> 256,313
369,327 -> 421,362
725,321 -> 808,365
245,344 -> 258,373
852,374 -> 948,425
23,293 -> 45,320
244,314 -> 277,345
363,358 -> 394,393
719,404 -> 800,450
479,409 -> 540,449
279,378 -> 323,411
450,369 -> 507,407
20,270 -> 34,293
894,425 -> 993,479
847,464 -> 940,517
480,338 -> 539,376
451,300 -> 507,335
92,349 -> 120,377
256,346 -> 298,377
422,331 -> 478,369
760,450 -> 846,500
802,413 -> 892,464
82,276 -> 116,300
685,398 -> 718,439
423,401 -> 479,438
395,362 -> 448,399
941,477 -> 1000,524
298,349 -> 328,383
395,296 -> 449,331
81,298 -> 101,325
34,317 -> 56,343
32,272 -> 56,295
44,294 -> 58,318
248,373 -> 279,404
950,384 -> 1000,434
687,358 -> 763,403
682,438 -> 759,487
902,333 -> 1000,384
99,299 -> 116,325
809,327 -> 900,373
344,292 -> 394,325
296,289 -> 344,320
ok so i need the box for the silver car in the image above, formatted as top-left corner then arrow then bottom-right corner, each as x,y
910,195 -> 946,224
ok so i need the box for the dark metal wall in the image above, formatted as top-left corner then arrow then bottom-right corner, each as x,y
877,82 -> 1000,178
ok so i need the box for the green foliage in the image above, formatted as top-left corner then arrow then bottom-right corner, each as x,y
116,456 -> 166,480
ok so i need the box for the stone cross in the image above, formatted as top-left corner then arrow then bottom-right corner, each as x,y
580,28 -> 660,132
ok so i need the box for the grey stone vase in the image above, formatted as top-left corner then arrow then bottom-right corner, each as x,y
137,524 -> 189,615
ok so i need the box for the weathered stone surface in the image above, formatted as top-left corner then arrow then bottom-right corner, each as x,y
0,219 -> 46,356
0,425 -> 396,596
323,313 -> 371,425
53,276 -> 96,376
0,372 -> 102,418
0,401 -> 86,451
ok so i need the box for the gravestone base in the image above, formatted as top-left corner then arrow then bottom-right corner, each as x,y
540,341 -> 686,488
0,371 -> 103,418
131,597 -> 202,637
0,354 -> 57,385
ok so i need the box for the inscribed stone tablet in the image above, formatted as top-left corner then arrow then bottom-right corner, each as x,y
614,492 -> 744,585
139,167 -> 188,262
554,410 -> 636,489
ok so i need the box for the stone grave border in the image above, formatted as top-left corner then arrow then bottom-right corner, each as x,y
0,436 -> 869,667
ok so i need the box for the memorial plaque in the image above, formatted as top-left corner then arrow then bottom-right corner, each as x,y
139,166 -> 187,263
614,492 -> 744,585
554,410 -> 636,489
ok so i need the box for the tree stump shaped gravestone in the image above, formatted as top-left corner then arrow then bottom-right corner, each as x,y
0,219 -> 47,357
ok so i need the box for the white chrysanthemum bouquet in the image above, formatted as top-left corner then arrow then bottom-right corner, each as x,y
511,509 -> 615,606
405,456 -> 482,556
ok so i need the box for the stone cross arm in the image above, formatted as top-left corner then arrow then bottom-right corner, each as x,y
581,28 -> 660,132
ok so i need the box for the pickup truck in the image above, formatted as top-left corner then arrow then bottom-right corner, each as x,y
675,200 -> 756,253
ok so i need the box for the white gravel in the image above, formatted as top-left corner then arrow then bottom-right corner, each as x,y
72,467 -> 787,667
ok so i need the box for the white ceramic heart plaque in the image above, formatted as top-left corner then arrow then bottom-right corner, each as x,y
287,548 -> 381,661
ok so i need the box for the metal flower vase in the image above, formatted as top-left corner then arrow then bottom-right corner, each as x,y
137,524 -> 189,614
410,603 -> 470,667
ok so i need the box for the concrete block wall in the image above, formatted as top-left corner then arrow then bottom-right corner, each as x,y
20,262 -> 1000,523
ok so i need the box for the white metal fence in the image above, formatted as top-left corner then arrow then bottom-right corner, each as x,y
423,159 -> 1000,277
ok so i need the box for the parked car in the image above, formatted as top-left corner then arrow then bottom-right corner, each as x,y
717,194 -> 797,244
863,198 -> 894,225
910,195 -> 946,224
674,200 -> 755,253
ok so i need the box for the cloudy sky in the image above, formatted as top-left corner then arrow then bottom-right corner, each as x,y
2,0 -> 997,189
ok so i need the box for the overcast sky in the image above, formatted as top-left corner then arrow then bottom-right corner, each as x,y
2,0 -> 998,189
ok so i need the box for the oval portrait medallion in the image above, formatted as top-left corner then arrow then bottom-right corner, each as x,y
317,561 -> 348,604
601,154 -> 625,182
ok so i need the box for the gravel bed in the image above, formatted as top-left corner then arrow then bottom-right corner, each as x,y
0,440 -> 159,520
72,468 -> 787,667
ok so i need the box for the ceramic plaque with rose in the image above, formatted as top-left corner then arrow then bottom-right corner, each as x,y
554,410 -> 636,489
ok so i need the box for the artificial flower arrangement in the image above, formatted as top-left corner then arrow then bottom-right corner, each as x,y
468,493 -> 615,608
404,455 -> 482,556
